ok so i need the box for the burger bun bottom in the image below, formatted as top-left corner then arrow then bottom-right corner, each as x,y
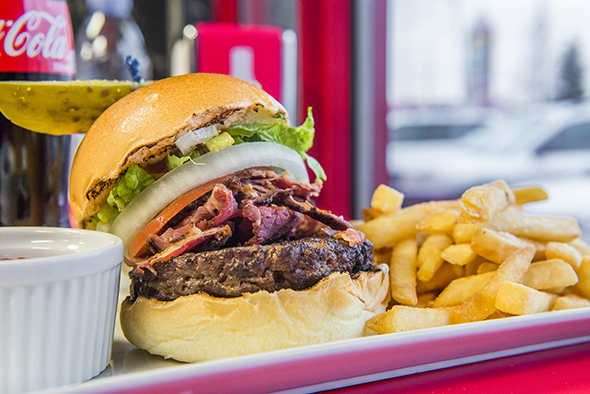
120,268 -> 390,362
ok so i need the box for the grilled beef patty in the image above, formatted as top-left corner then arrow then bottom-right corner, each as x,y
130,236 -> 373,300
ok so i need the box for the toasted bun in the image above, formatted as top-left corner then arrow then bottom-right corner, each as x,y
120,269 -> 390,362
69,73 -> 287,229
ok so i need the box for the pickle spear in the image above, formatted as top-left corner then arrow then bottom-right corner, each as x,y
0,80 -> 149,135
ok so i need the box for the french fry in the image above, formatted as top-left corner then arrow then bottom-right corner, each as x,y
463,255 -> 489,276
431,271 -> 495,308
470,228 -> 532,264
552,294 -> 590,310
476,261 -> 499,274
486,310 -> 512,320
528,238 -> 547,261
362,207 -> 383,222
574,256 -> 590,299
360,178 -> 590,337
451,223 -> 480,244
463,258 -> 479,276
486,180 -> 517,204
416,262 -> 461,294
460,183 -> 511,223
389,238 -> 418,305
356,200 -> 461,249
441,243 -> 478,266
546,241 -> 583,270
570,238 -> 590,256
374,247 -> 393,266
451,264 -> 466,278
415,231 -> 429,247
522,259 -> 579,290
495,282 -> 556,315
366,305 -> 454,333
544,287 -> 567,294
485,206 -> 581,242
371,184 -> 404,214
417,234 -> 454,282
417,211 -> 458,234
452,246 -> 535,323
416,292 -> 437,308
513,186 -> 549,205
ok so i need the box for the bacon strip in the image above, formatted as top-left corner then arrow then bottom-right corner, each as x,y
271,193 -> 352,231
189,184 -> 238,229
133,225 -> 232,274
129,169 -> 353,274
149,223 -> 191,251
127,175 -> 233,258
242,202 -> 303,244
274,171 -> 322,199
336,228 -> 366,247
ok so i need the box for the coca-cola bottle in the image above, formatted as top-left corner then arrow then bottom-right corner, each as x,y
0,0 -> 76,227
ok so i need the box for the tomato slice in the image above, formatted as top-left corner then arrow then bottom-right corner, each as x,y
127,174 -> 232,258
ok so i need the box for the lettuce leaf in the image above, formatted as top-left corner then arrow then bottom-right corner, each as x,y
167,150 -> 202,170
302,153 -> 327,183
167,154 -> 192,170
92,164 -> 155,224
227,107 -> 326,183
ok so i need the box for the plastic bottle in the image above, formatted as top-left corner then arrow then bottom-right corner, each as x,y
75,0 -> 151,80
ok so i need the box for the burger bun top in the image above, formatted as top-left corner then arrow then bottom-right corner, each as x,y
69,73 -> 288,229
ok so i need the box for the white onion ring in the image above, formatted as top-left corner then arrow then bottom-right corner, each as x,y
175,125 -> 218,155
110,142 -> 309,254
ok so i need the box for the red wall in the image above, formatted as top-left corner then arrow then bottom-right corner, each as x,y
298,0 -> 353,218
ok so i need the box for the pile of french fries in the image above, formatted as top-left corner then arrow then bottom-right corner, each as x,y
357,181 -> 590,334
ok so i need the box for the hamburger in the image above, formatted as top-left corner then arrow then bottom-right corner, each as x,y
69,73 -> 389,362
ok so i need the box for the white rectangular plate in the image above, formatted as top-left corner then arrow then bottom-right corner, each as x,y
47,307 -> 590,394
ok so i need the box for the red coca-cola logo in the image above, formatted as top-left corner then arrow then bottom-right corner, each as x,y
0,1 -> 75,76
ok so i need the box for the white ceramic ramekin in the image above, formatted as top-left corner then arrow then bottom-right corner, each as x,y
0,227 -> 123,394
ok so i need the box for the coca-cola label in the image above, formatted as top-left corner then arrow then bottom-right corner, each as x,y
0,1 -> 75,76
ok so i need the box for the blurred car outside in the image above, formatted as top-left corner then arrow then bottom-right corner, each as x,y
388,106 -> 488,142
388,101 -> 590,206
